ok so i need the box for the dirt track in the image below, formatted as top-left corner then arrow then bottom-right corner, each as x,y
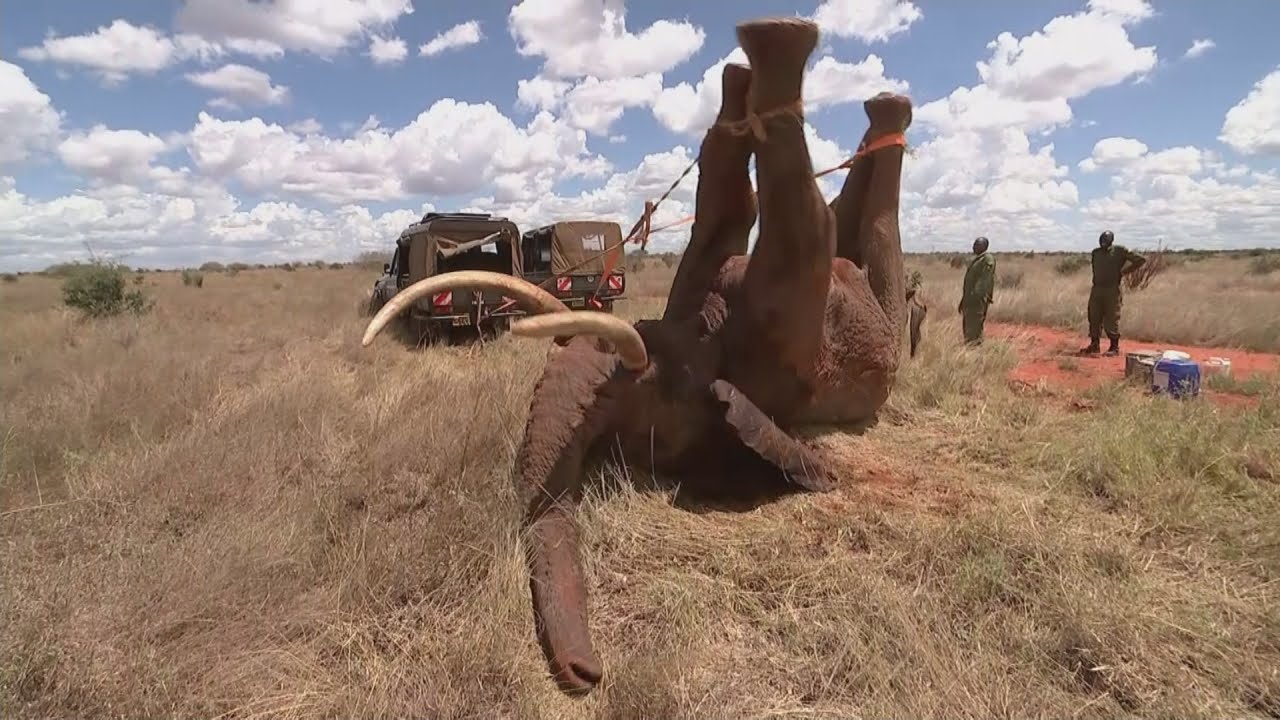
987,322 -> 1279,407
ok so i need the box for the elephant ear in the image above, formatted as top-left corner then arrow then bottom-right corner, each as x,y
710,380 -> 836,492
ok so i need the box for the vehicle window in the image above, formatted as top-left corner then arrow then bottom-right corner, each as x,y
390,247 -> 405,277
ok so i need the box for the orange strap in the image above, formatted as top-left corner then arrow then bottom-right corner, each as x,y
814,132 -> 907,178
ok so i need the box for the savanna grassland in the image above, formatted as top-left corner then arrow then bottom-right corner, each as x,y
2,251 -> 1279,719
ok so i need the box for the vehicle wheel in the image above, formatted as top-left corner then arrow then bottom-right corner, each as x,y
407,317 -> 441,348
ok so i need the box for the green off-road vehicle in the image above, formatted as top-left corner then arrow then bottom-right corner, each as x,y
368,213 -> 627,345
520,220 -> 628,313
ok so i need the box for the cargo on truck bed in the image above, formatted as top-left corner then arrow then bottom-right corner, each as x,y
521,220 -> 627,312
368,211 -> 525,343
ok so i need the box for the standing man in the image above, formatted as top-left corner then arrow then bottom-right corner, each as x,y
1082,230 -> 1145,356
958,236 -> 996,345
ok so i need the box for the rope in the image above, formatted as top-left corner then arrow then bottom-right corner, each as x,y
716,98 -> 805,142
639,131 -> 910,240
536,127 -> 909,300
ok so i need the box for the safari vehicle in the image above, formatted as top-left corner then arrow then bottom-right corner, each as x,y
368,211 -> 525,343
520,220 -> 627,312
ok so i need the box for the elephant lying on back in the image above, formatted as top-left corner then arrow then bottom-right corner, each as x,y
363,15 -> 914,697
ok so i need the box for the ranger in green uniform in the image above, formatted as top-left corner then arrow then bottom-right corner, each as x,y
1081,230 -> 1146,356
958,236 -> 996,345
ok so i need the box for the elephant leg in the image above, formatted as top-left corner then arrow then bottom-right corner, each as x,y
663,64 -> 757,324
855,92 -> 913,334
829,127 -> 873,268
735,18 -> 833,409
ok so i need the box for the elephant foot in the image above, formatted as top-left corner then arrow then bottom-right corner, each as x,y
864,91 -> 913,142
736,17 -> 817,117
715,63 -> 751,124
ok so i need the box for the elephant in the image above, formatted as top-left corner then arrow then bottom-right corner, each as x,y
361,16 -> 913,697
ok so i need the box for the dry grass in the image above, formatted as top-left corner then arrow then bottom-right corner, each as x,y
909,253 -> 1280,352
2,257 -> 1279,719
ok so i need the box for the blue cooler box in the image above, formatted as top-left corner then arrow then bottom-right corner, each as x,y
1152,357 -> 1201,399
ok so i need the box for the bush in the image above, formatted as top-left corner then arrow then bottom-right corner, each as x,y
997,269 -> 1024,289
1054,255 -> 1090,276
61,260 -> 152,318
199,262 -> 225,272
1249,255 -> 1280,276
182,269 -> 205,288
906,269 -> 924,293
2,273 -> 17,283
1122,246 -> 1167,291
353,251 -> 389,271
948,255 -> 968,269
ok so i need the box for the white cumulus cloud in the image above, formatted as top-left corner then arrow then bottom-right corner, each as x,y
1219,68 -> 1280,157
175,0 -> 412,58
368,35 -> 408,65
1184,38 -> 1215,59
811,0 -> 923,43
508,0 -> 704,80
18,20 -> 197,84
57,127 -> 170,183
186,64 -> 290,109
419,21 -> 483,57
0,61 -> 63,168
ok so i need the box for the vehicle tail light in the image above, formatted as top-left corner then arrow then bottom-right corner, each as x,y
555,276 -> 572,294
432,291 -> 452,308
605,273 -> 624,293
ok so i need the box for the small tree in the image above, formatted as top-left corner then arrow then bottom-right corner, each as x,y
61,259 -> 152,318
1122,243 -> 1167,291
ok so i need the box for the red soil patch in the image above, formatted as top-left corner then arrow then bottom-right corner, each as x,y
987,322 -> 1278,409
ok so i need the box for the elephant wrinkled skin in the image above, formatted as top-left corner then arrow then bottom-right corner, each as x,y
362,16 -> 914,697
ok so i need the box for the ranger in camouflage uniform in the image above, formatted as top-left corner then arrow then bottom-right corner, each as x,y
958,236 -> 996,345
1081,230 -> 1146,356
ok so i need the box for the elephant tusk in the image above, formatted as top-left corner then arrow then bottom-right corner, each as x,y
361,270 -> 571,347
511,311 -> 648,371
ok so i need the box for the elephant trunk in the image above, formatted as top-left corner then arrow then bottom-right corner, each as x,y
515,339 -> 623,696
525,503 -> 603,695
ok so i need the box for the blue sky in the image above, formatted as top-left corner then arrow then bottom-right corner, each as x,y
1,0 -> 1277,271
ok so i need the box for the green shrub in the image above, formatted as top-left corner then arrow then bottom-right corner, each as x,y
1249,254 -> 1280,276
997,269 -> 1024,289
61,260 -> 152,318
182,269 -> 205,288
2,273 -> 17,283
199,261 -> 225,272
1054,255 -> 1090,276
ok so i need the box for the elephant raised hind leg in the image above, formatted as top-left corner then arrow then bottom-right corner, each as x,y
798,91 -> 914,424
662,63 -> 757,325
717,17 -> 836,422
